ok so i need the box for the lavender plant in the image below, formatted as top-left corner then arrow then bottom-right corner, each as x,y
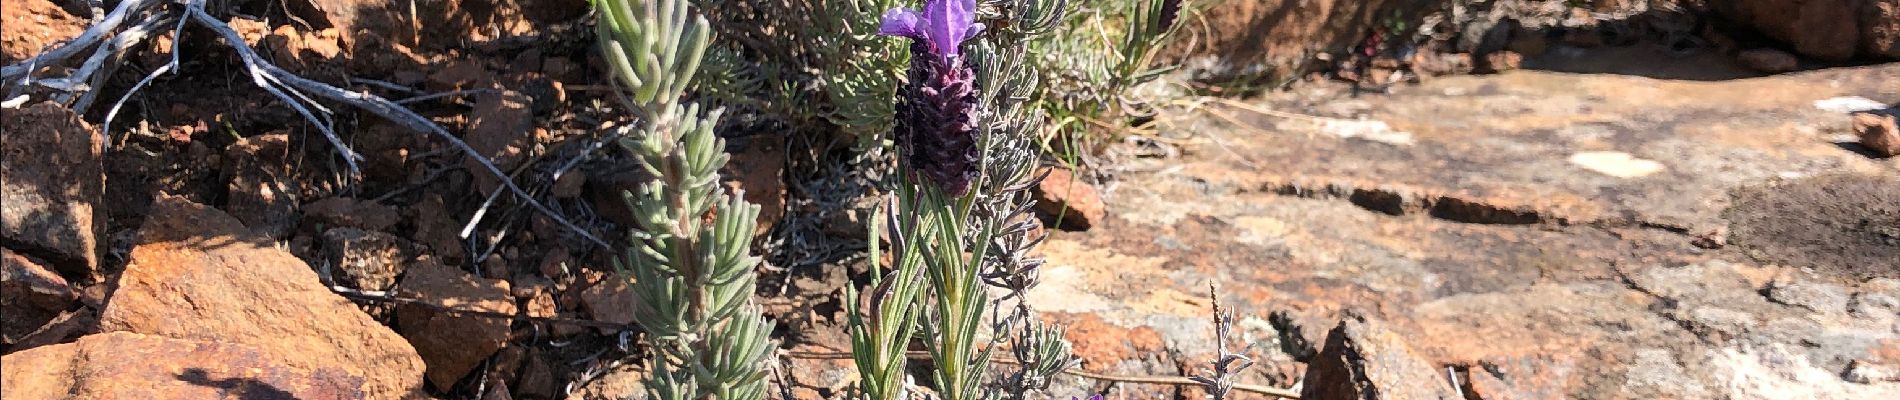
595,0 -> 774,398
849,1 -> 1079,399
1028,0 -> 1186,148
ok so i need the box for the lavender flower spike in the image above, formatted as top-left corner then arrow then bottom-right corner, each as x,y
881,0 -> 984,195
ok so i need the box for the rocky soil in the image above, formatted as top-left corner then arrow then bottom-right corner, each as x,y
3,0 -> 1899,400
1028,62 -> 1900,398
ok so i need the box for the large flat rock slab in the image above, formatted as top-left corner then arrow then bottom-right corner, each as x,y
1035,66 -> 1900,398
1184,67 -> 1899,234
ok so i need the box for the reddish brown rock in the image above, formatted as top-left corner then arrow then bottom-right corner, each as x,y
412,193 -> 468,264
99,194 -> 425,399
587,167 -> 654,228
1737,48 -> 1800,74
1032,167 -> 1107,230
288,0 -> 405,45
1868,1 -> 1900,59
1,102 -> 104,277
1,248 -> 76,345
1713,0 -> 1900,60
0,332 -> 364,399
570,362 -> 648,400
0,0 -> 84,63
430,59 -> 496,89
722,134 -> 788,237
465,90 -> 534,195
784,325 -> 858,395
225,134 -> 298,238
396,260 -> 516,390
303,196 -> 402,232
1853,112 -> 1900,157
1045,312 -> 1167,366
515,349 -> 559,399
581,276 -> 638,333
1301,313 -> 1462,400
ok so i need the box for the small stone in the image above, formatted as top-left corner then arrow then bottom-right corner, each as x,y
721,134 -> 788,237
567,363 -> 647,400
1032,167 -> 1107,230
1481,51 -> 1523,73
482,255 -> 510,280
525,289 -> 557,319
303,196 -> 402,232
551,170 -> 586,198
1,248 -> 76,344
1766,276 -> 1852,314
1,103 -> 104,277
322,227 -> 414,291
516,349 -> 558,399
465,90 -> 535,195
1737,48 -> 1800,73
225,134 -> 298,238
429,60 -> 494,89
785,329 -> 858,394
413,193 -> 468,264
1847,359 -> 1900,383
538,247 -> 572,279
6,308 -> 94,352
1300,313 -> 1462,400
1851,112 -> 1899,158
581,276 -> 638,333
396,260 -> 516,390
482,380 -> 513,400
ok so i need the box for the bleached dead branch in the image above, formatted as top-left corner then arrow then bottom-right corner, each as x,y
1,0 -> 612,250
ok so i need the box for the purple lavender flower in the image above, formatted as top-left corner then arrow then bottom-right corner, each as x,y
879,0 -> 984,62
880,0 -> 985,195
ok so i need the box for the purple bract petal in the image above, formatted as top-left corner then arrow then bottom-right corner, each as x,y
879,8 -> 924,38
878,0 -> 981,59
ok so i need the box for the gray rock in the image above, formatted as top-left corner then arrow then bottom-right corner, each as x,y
1766,277 -> 1852,315
1301,313 -> 1461,400
0,103 -> 103,277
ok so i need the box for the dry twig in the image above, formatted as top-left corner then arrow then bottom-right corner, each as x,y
1,0 -> 611,249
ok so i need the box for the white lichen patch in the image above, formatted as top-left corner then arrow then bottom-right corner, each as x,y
1569,151 -> 1665,178
1812,96 -> 1889,114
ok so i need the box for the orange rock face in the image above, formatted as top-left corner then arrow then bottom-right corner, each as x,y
396,260 -> 517,389
1033,167 -> 1108,230
1,332 -> 364,399
98,194 -> 426,399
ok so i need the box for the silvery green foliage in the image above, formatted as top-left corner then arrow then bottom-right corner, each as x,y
595,0 -> 710,113
1028,0 -> 1184,135
678,0 -> 908,138
816,0 -> 911,138
968,3 -> 1081,398
595,0 -> 773,399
